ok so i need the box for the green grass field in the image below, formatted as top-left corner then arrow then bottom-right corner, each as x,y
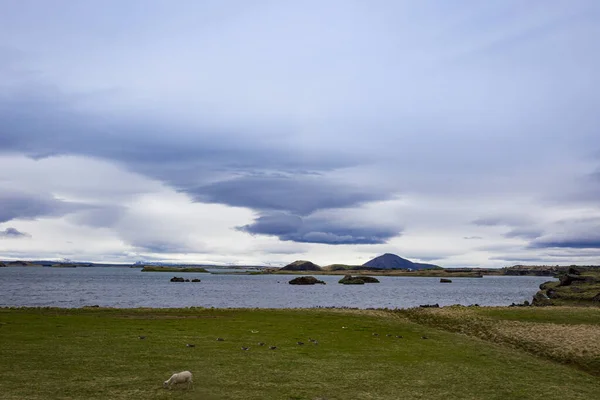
1,307 -> 599,400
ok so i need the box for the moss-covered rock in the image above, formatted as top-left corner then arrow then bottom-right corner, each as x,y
338,275 -> 380,284
288,276 -> 326,285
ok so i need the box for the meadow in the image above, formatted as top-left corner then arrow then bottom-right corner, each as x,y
1,307 -> 599,399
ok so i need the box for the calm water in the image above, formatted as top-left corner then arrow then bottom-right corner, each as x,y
0,267 -> 554,309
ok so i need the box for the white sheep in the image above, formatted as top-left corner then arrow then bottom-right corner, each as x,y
163,370 -> 193,390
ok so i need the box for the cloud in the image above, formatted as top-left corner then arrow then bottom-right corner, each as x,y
463,236 -> 484,240
0,191 -> 88,223
472,214 -> 534,227
191,174 -> 390,216
68,206 -> 127,228
1,1 -> 600,263
503,228 -> 543,239
237,212 -> 401,245
132,240 -> 201,255
0,227 -> 30,239
530,236 -> 600,249
528,217 -> 600,249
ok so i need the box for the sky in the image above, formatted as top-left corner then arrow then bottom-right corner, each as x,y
1,0 -> 599,267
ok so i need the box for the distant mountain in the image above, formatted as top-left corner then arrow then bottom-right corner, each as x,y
280,260 -> 322,271
362,253 -> 440,270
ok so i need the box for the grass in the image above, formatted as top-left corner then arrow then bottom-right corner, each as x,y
1,308 -> 600,399
140,266 -> 209,273
398,306 -> 600,376
533,269 -> 600,306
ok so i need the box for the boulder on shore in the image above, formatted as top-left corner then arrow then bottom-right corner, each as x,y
170,276 -> 185,282
288,276 -> 326,285
559,273 -> 587,286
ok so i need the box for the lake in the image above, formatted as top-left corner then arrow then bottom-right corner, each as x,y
0,267 -> 553,309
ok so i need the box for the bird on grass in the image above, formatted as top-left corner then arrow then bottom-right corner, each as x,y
258,342 -> 265,346
269,346 -> 277,350
216,338 -> 224,341
421,336 -> 429,340
186,344 -> 195,348
241,346 -> 250,351
396,335 -> 403,339
372,333 -> 379,337
386,334 -> 392,337
297,341 -> 304,345
138,336 -> 146,340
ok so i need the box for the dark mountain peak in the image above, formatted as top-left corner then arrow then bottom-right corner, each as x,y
363,254 -> 439,270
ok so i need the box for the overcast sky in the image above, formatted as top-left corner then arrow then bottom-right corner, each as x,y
1,0 -> 599,267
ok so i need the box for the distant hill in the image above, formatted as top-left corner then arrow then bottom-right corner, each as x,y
362,253 -> 441,270
280,260 -> 322,271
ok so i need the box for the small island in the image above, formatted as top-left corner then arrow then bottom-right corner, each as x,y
288,276 -> 326,285
339,275 -> 380,284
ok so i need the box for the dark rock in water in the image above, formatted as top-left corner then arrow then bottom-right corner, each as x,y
339,275 -> 380,284
170,276 -> 185,282
185,279 -> 190,282
419,304 -> 440,308
361,276 -> 380,283
440,278 -> 452,283
191,278 -> 201,282
289,276 -> 326,285
281,260 -> 322,271
339,275 -> 364,285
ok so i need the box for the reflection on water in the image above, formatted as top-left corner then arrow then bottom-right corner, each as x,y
0,267 -> 554,309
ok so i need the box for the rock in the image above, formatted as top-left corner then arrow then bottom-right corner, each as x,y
440,278 -> 452,283
568,267 -> 582,275
338,275 -> 380,284
170,276 -> 185,282
559,273 -> 587,286
184,279 -> 190,282
191,278 -> 201,282
361,276 -> 380,283
419,303 -> 440,308
532,291 -> 553,306
288,276 -> 326,285
339,275 -> 364,284
546,288 -> 560,299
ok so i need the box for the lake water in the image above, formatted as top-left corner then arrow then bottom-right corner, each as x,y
0,267 -> 554,309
